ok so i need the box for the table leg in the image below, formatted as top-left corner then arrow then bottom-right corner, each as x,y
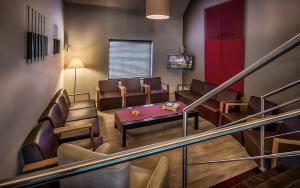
122,127 -> 127,147
194,114 -> 199,130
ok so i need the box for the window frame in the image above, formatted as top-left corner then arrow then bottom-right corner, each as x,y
108,39 -> 153,80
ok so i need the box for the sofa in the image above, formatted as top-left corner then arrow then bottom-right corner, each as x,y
175,79 -> 240,125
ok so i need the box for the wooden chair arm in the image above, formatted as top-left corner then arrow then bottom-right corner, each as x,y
177,84 -> 191,91
69,92 -> 91,101
225,103 -> 248,113
219,100 -> 243,113
119,86 -> 127,108
161,82 -> 170,93
271,138 -> 300,168
142,84 -> 151,104
23,157 -> 58,173
54,124 -> 92,134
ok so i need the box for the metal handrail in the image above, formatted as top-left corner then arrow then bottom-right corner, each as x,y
188,150 -> 300,165
265,130 -> 300,139
262,80 -> 300,99
0,110 -> 299,188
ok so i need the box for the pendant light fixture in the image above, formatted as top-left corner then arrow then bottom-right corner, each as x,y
146,0 -> 170,20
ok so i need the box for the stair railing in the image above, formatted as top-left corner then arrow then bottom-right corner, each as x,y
0,110 -> 299,188
260,79 -> 300,170
182,33 -> 300,187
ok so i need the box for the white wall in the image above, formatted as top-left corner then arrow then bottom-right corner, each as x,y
0,0 -> 64,179
64,0 -> 190,97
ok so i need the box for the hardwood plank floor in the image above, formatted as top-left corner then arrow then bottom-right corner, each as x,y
98,110 -> 257,188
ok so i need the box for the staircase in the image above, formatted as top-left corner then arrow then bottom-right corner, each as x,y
213,165 -> 300,188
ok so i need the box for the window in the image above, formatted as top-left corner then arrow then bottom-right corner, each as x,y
108,40 -> 153,79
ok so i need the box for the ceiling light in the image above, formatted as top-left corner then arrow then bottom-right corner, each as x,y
146,0 -> 170,20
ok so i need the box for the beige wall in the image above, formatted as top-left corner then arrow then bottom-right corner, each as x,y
64,1 -> 190,97
183,0 -> 300,105
0,0 -> 64,179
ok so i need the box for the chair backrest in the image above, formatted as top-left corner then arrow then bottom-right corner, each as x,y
246,96 -> 278,115
123,78 -> 142,92
144,77 -> 162,90
40,103 -> 65,129
190,79 -> 204,95
99,80 -> 120,94
55,95 -> 69,120
61,89 -> 71,108
57,144 -> 130,188
22,121 -> 58,164
202,82 -> 218,99
216,88 -> 240,102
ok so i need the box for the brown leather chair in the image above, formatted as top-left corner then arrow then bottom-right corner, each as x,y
22,120 -> 103,173
244,116 -> 300,169
122,78 -> 147,107
143,77 -> 169,104
39,103 -> 100,143
221,96 -> 278,145
61,89 -> 96,110
96,80 -> 123,111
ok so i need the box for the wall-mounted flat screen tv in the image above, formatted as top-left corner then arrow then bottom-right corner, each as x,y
167,55 -> 193,70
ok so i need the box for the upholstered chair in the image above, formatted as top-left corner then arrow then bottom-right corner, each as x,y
22,120 -> 103,173
57,143 -> 169,188
143,77 -> 169,104
122,78 -> 147,107
97,80 -> 123,111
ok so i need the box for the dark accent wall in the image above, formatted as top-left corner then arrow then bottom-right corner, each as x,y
0,0 -> 64,179
183,0 -> 300,105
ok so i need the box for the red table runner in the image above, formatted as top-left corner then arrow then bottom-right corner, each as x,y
115,102 -> 187,123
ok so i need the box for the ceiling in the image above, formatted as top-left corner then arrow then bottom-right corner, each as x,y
65,0 -> 146,10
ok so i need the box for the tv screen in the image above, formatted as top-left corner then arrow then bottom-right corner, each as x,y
167,55 -> 193,70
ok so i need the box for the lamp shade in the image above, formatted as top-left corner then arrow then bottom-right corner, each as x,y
146,0 -> 170,20
68,58 -> 85,69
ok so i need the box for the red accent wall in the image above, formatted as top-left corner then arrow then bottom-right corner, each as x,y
205,0 -> 244,92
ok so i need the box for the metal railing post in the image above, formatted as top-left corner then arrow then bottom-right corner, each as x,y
182,111 -> 188,188
260,97 -> 265,171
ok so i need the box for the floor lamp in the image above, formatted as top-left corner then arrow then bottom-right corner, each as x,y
67,58 -> 85,102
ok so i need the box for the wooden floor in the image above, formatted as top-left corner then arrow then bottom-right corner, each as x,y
98,110 -> 257,188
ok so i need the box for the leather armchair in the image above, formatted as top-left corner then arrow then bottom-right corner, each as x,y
122,78 -> 147,107
57,143 -> 169,188
97,80 -> 123,111
143,77 -> 169,104
61,89 -> 96,110
22,120 -> 103,173
39,103 -> 100,143
221,96 -> 278,145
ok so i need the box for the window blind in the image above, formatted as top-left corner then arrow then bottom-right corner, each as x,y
109,40 -> 152,79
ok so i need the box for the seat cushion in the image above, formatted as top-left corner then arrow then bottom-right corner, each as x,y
67,136 -> 103,151
221,112 -> 248,124
59,118 -> 100,143
126,92 -> 146,107
69,100 -> 96,110
66,107 -> 98,122
150,89 -> 169,103
200,99 -> 220,113
101,92 -> 122,98
144,77 -> 162,90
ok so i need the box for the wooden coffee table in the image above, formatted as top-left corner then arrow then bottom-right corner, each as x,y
115,102 -> 199,147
